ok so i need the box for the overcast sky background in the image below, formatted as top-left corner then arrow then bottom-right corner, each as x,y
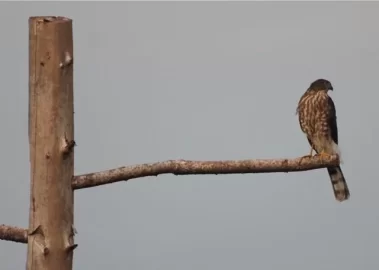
0,2 -> 378,270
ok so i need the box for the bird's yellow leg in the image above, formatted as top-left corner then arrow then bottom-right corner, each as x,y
308,147 -> 314,157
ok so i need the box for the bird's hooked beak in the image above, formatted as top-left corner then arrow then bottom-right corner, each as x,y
329,85 -> 334,91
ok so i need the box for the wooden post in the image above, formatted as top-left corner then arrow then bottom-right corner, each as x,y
27,16 -> 75,270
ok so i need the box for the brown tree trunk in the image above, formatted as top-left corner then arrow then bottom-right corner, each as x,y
27,16 -> 75,270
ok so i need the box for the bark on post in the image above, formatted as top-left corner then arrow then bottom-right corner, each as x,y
27,16 -> 75,270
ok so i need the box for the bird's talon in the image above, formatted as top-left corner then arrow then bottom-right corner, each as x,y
316,151 -> 332,159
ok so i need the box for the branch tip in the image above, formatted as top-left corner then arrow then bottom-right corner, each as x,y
62,136 -> 76,156
28,225 -> 42,236
43,247 -> 50,255
65,244 -> 78,253
59,51 -> 73,69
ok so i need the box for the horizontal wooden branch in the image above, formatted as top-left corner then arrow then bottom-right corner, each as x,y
72,155 -> 340,190
0,155 -> 339,244
0,224 -> 27,243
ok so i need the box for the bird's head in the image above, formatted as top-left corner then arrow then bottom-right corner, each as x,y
309,78 -> 333,91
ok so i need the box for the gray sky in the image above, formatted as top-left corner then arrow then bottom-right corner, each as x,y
0,2 -> 378,270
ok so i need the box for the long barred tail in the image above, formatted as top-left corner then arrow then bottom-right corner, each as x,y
327,166 -> 350,202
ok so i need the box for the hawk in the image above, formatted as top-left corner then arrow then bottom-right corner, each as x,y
297,79 -> 350,202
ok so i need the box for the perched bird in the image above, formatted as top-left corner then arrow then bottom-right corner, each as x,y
296,79 -> 350,202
